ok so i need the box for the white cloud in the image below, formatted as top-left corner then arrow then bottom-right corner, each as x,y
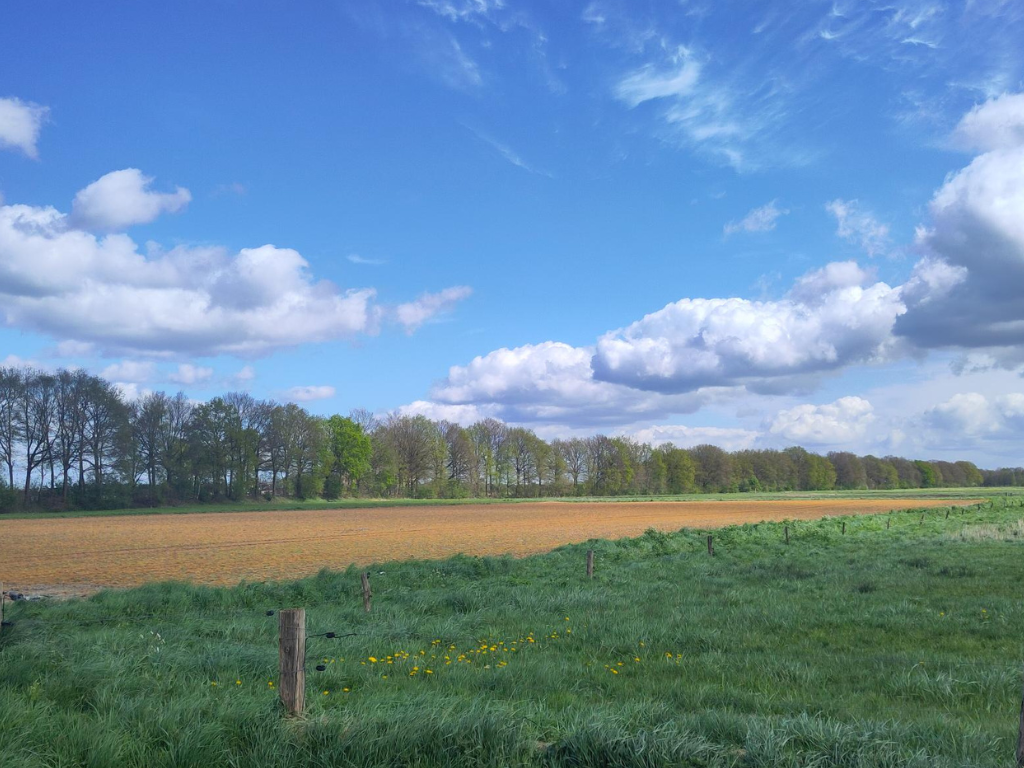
0,194 -> 380,357
70,169 -> 191,231
466,126 -> 552,177
592,261 -> 905,394
100,360 -> 156,383
896,92 -> 1024,355
0,97 -> 48,158
53,340 -> 96,357
285,385 -> 336,402
1,354 -> 40,370
397,400 -> 500,425
724,200 -> 788,235
768,396 -> 875,445
921,392 -> 1024,439
423,340 -> 735,429
951,92 -> 1024,152
417,0 -> 504,22
233,365 -> 256,386
826,199 -> 891,256
347,254 -> 387,266
169,363 -> 213,386
630,424 -> 759,450
396,285 -> 473,332
615,51 -> 702,107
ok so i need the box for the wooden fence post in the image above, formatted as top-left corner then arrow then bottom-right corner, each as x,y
278,608 -> 305,717
707,535 -> 714,557
945,509 -> 950,519
361,572 -> 372,613
841,521 -> 846,535
784,526 -> 789,545
886,517 -> 890,530
586,549 -> 594,579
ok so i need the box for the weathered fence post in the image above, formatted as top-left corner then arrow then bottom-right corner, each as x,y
361,572 -> 372,613
886,517 -> 890,530
707,535 -> 714,557
784,526 -> 789,545
278,608 -> 305,717
586,549 -> 594,579
841,521 -> 846,535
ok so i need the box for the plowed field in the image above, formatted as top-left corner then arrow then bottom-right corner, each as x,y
0,498 -> 977,594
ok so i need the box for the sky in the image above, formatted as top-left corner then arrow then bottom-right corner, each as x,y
1,0 -> 1024,467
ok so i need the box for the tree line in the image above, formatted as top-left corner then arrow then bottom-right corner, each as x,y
1,367 -> 1021,511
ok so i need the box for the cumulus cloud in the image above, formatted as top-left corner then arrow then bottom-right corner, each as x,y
724,200 -> 788,235
952,93 -> 1024,152
768,396 -> 875,445
232,365 -> 256,386
396,286 -> 473,333
100,360 -> 156,383
113,382 -> 153,402
0,193 -> 380,357
630,424 -> 759,450
0,97 -> 48,158
70,169 -> 191,231
284,385 -> 336,402
592,261 -> 906,394
920,392 -> 1024,439
169,363 -> 214,386
398,400 -> 500,425
419,340 -> 736,429
826,199 -> 891,256
896,92 -> 1024,356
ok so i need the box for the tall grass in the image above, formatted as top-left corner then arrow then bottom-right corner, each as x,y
1,499 -> 1022,766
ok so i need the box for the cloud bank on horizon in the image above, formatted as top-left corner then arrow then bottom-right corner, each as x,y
2,0 -> 1024,466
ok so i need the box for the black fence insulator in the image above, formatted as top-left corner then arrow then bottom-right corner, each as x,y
315,664 -> 326,672
266,610 -> 275,617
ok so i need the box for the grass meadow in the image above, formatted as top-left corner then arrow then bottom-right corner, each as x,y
1,497 -> 1022,766
1,485 -> 1014,521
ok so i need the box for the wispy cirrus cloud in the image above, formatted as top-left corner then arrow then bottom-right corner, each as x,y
347,254 -> 388,266
396,286 -> 473,333
724,200 -> 788,235
464,124 -> 552,177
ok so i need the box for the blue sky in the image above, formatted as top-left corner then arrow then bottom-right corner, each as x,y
2,0 -> 1024,466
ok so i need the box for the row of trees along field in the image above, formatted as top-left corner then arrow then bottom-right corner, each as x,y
1,366 -> 1022,511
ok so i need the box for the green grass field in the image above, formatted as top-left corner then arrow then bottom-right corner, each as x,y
2,485 -> 1018,520
1,498 -> 1022,766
